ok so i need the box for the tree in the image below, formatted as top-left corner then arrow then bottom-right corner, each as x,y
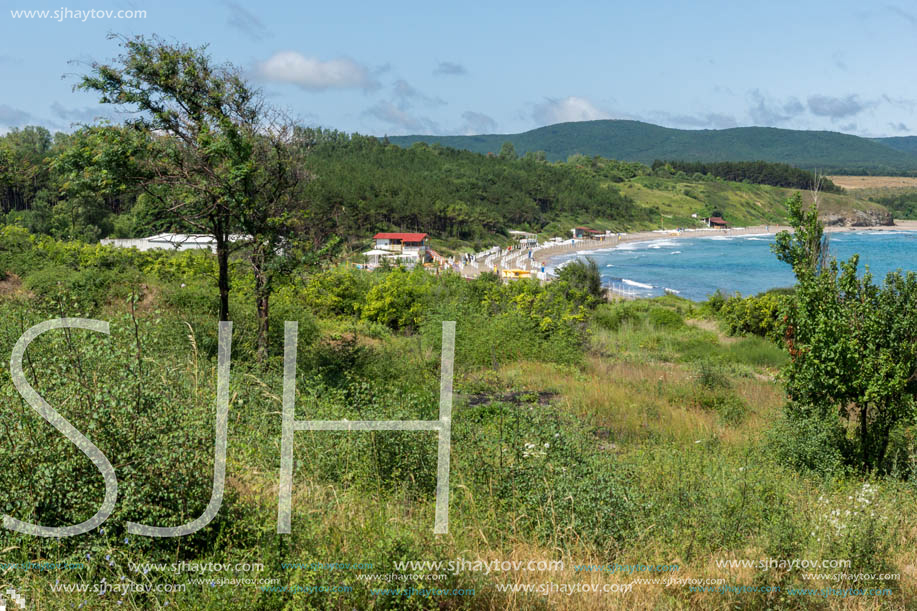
772,192 -> 917,472
554,258 -> 604,304
78,34 -> 264,323
498,141 -> 517,160
238,121 -> 316,360
78,35 -> 317,359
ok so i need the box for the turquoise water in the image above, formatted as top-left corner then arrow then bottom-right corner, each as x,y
547,230 -> 917,301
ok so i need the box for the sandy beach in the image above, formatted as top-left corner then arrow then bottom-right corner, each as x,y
531,220 -> 917,267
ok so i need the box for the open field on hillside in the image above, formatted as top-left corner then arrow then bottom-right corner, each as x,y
614,177 -> 888,230
828,175 -> 917,189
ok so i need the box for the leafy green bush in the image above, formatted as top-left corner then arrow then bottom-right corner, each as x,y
161,278 -> 218,316
766,411 -> 849,477
591,301 -> 644,331
705,289 -> 727,313
22,264 -> 133,306
361,267 -> 432,330
554,258 -> 603,303
648,306 -> 684,329
301,266 -> 372,318
718,290 -> 787,339
0,312 -> 234,556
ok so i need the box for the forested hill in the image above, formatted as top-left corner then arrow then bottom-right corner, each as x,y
301,133 -> 653,244
874,135 -> 917,156
389,120 -> 917,174
0,126 -> 892,252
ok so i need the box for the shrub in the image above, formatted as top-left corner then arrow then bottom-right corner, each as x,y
706,288 -> 727,312
361,267 -> 432,330
554,258 -> 604,303
0,313 -> 234,556
301,266 -> 372,318
648,306 -> 684,329
694,358 -> 731,391
23,265 -> 133,307
695,390 -> 748,425
591,301 -> 643,332
718,290 -> 787,340
766,411 -> 849,477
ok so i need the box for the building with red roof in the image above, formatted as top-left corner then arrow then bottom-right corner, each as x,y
703,217 -> 728,228
367,232 -> 430,266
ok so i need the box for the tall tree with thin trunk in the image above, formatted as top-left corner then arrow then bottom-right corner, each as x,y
78,34 -> 263,322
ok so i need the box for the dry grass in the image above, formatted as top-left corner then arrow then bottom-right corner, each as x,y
0,273 -> 32,299
828,175 -> 917,190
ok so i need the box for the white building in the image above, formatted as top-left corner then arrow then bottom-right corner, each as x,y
363,232 -> 429,267
508,230 -> 538,247
101,233 -> 250,253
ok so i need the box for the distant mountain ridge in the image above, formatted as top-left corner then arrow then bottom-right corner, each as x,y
387,120 -> 917,174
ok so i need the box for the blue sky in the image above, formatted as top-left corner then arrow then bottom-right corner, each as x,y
2,0 -> 917,137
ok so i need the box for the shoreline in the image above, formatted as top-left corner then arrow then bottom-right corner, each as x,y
533,220 -> 917,268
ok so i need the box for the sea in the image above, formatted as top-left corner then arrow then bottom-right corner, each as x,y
546,230 -> 917,301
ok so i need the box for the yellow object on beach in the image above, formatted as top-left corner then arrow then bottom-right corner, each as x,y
500,268 -> 531,280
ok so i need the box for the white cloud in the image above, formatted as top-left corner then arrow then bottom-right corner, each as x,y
433,61 -> 467,76
50,102 -> 112,125
807,94 -> 871,119
256,52 -> 378,91
650,111 -> 738,129
458,111 -> 497,134
532,96 -> 612,125
0,104 -> 31,127
747,89 -> 806,125
392,79 -> 446,108
365,101 -> 437,134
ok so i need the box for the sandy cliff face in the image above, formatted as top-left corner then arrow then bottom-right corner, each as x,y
820,208 -> 895,227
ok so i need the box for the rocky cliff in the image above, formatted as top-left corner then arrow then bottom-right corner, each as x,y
820,208 -> 894,227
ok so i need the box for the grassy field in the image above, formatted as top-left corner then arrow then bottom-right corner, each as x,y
828,176 -> 917,190
0,228 -> 914,609
614,177 -> 888,229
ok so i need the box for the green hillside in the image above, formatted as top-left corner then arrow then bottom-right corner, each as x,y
613,175 -> 889,231
874,135 -> 917,156
389,120 -> 917,174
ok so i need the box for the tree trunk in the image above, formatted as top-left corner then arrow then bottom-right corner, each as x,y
214,227 -> 230,322
860,402 -> 869,471
252,246 -> 270,362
